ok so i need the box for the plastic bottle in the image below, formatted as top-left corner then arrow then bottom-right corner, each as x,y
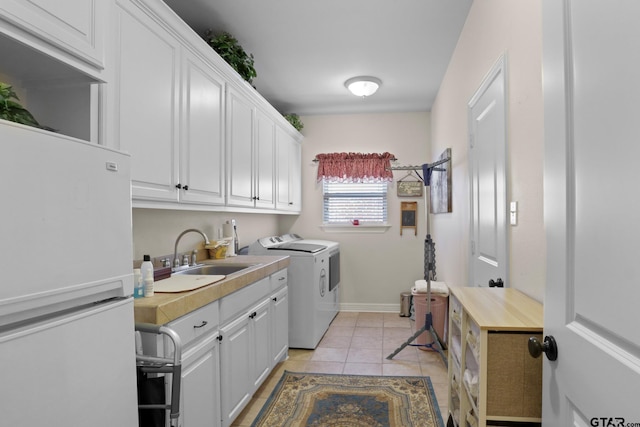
140,255 -> 154,285
144,270 -> 154,297
133,268 -> 144,298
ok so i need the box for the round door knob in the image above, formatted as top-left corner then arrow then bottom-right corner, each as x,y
528,335 -> 558,361
488,278 -> 504,288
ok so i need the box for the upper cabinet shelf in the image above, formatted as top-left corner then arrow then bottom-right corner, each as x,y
0,0 -> 109,142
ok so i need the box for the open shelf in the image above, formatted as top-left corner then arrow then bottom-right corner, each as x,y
0,32 -> 100,142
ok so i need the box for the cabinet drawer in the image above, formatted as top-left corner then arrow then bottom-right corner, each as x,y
166,302 -> 219,350
270,269 -> 287,291
220,277 -> 270,323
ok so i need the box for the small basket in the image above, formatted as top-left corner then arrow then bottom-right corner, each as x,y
205,241 -> 229,259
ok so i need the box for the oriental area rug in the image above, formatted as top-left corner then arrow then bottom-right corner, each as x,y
251,371 -> 444,427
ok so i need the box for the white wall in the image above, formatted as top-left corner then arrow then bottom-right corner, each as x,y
278,112 -> 431,311
429,0 -> 545,301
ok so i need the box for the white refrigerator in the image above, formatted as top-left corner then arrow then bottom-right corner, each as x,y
0,123 -> 138,426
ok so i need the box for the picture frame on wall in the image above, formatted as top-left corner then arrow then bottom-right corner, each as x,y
430,148 -> 452,214
397,180 -> 423,197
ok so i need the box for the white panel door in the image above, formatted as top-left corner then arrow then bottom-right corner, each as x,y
226,88 -> 255,207
0,0 -> 105,68
468,56 -> 508,288
180,50 -> 225,205
250,298 -> 272,390
115,2 -> 179,202
219,314 -> 251,427
255,109 -> 276,209
181,332 -> 221,427
542,0 -> 640,424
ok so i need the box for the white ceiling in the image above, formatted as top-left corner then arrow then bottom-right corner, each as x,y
164,0 -> 472,116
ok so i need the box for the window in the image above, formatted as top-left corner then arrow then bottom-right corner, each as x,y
322,181 -> 388,224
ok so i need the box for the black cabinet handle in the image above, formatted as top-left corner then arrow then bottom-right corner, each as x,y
175,183 -> 182,189
272,297 -> 277,302
249,311 -> 257,319
183,185 -> 189,190
193,321 -> 207,329
217,335 -> 223,342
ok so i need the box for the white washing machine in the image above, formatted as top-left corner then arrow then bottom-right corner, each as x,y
249,234 -> 340,349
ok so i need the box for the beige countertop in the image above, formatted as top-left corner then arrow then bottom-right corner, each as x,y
449,286 -> 543,331
134,255 -> 290,325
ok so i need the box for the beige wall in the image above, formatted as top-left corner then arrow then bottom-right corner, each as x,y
278,112 -> 431,311
429,0 -> 545,300
132,209 -> 280,261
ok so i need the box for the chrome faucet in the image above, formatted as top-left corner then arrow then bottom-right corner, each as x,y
173,229 -> 210,269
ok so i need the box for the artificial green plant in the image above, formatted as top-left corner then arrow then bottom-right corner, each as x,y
284,113 -> 304,132
204,30 -> 257,84
0,82 -> 41,128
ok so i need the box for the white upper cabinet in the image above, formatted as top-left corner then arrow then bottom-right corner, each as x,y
226,88 -> 277,210
112,0 -> 180,202
179,49 -> 226,205
254,109 -> 276,209
104,0 -> 301,212
111,0 -> 225,206
276,125 -> 302,212
0,0 -> 107,74
226,87 -> 255,207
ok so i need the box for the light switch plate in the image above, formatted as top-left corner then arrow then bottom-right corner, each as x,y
510,201 -> 517,225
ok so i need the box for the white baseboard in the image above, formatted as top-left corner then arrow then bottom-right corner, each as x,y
339,303 -> 401,313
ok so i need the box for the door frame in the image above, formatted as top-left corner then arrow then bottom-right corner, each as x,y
467,54 -> 509,287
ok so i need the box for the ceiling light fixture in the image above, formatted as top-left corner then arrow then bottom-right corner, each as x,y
345,76 -> 382,97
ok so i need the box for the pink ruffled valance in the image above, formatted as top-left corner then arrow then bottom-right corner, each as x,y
316,152 -> 395,183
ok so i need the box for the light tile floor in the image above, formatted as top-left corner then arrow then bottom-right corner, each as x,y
231,311 -> 449,426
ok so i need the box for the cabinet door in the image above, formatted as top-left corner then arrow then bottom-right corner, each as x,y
271,285 -> 289,366
254,109 -> 276,209
114,2 -> 179,201
219,314 -> 252,427
251,298 -> 272,390
226,88 -> 254,207
276,126 -> 302,211
179,50 -> 226,205
180,332 -> 221,427
0,0 -> 106,70
289,137 -> 302,211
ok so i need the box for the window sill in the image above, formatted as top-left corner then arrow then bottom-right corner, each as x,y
319,224 -> 391,234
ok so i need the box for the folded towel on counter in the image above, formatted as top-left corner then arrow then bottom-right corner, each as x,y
412,279 -> 449,295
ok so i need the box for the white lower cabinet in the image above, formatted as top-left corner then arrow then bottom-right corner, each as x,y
219,311 -> 253,427
180,332 -> 221,427
270,271 -> 289,366
219,276 -> 273,427
140,269 -> 287,427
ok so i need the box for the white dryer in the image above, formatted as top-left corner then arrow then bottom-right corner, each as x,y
249,234 -> 340,349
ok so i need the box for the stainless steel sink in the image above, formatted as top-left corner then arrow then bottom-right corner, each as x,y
174,264 -> 257,276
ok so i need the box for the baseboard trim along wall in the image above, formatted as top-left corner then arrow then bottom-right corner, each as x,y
339,303 -> 400,313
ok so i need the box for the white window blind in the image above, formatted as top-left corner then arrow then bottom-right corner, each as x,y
323,181 -> 388,224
